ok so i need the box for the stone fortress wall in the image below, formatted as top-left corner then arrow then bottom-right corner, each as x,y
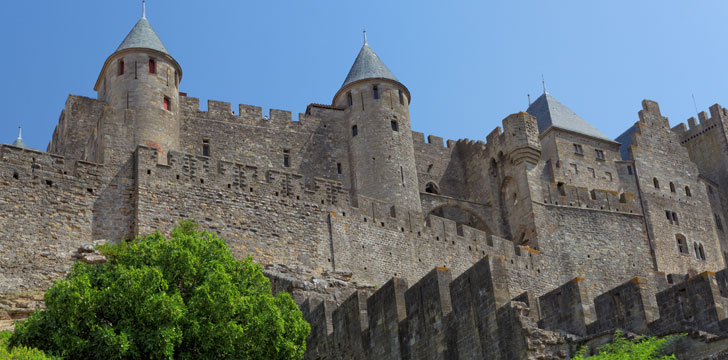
5,90 -> 725,299
300,254 -> 728,359
6,9 -> 728,357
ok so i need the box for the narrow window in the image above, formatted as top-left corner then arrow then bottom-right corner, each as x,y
605,172 -> 612,182
118,60 -> 125,75
589,167 -> 595,178
391,121 -> 398,132
400,166 -> 404,185
336,162 -> 342,174
595,149 -> 605,160
202,139 -> 210,157
694,242 -> 700,259
699,244 -> 706,260
399,90 -> 404,105
676,234 -> 688,254
653,178 -> 660,189
670,182 -> 676,193
570,163 -> 578,174
666,210 -> 673,224
347,92 -> 353,107
163,97 -> 171,111
373,85 -> 379,100
573,144 -> 583,154
627,165 -> 633,175
149,59 -> 156,74
352,125 -> 358,137
685,186 -> 691,197
283,149 -> 290,168
716,213 -> 723,231
135,61 -> 138,79
672,212 -> 679,225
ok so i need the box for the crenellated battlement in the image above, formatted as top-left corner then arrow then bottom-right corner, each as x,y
178,96 -> 329,132
300,252 -> 728,359
0,144 -> 105,185
673,104 -> 728,145
135,146 -> 348,206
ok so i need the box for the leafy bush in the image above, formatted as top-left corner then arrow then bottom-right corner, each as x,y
573,330 -> 682,359
0,330 -> 57,360
8,221 -> 310,359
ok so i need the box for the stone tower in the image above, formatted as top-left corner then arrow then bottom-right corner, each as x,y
93,4 -> 182,163
333,33 -> 421,213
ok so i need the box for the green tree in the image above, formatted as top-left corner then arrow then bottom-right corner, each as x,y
573,330 -> 682,359
8,221 -> 310,359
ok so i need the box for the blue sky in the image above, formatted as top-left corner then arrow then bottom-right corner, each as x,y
2,1 -> 728,151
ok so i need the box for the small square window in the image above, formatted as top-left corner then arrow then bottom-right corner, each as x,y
627,166 -> 633,175
391,121 -> 399,132
573,144 -> 583,154
595,149 -> 605,160
352,125 -> 358,137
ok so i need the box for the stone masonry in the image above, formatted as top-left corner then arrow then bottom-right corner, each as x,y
4,7 -> 728,359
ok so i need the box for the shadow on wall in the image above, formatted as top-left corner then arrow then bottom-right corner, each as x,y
428,204 -> 492,235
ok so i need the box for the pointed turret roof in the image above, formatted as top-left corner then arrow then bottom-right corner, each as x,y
115,15 -> 169,55
12,126 -> 26,148
341,38 -> 398,88
527,92 -> 612,141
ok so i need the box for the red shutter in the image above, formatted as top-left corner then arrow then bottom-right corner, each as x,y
149,59 -> 156,74
163,97 -> 170,110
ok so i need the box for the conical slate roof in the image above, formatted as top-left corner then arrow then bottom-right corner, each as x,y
341,43 -> 398,88
12,127 -> 26,148
526,93 -> 611,141
116,16 -> 169,55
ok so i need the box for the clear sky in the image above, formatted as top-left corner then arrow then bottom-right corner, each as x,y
2,1 -> 728,151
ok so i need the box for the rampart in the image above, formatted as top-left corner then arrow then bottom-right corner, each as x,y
0,145 -> 107,292
301,254 -> 728,359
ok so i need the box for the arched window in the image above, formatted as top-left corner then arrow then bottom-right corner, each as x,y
676,234 -> 688,254
425,182 -> 439,195
653,178 -> 660,189
670,182 -> 676,193
685,186 -> 691,197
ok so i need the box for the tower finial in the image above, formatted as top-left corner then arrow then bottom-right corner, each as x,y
17,126 -> 22,140
542,74 -> 547,94
363,30 -> 368,45
142,0 -> 147,19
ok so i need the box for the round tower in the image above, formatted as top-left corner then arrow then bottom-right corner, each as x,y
333,33 -> 421,213
93,3 -> 181,162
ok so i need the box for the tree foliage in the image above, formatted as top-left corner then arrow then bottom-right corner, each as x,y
8,221 -> 310,359
573,330 -> 682,360
1,330 -> 57,359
